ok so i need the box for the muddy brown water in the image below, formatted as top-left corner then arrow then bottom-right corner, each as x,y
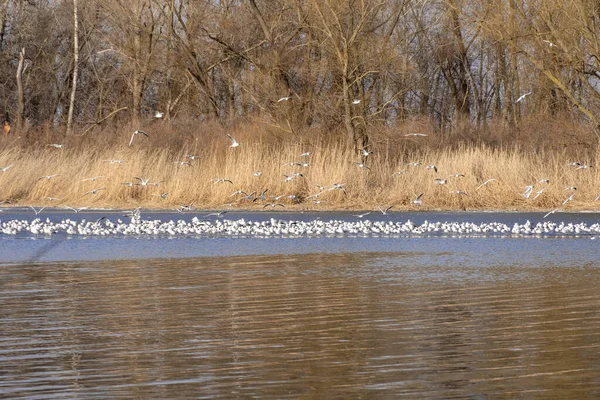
2,247 -> 600,398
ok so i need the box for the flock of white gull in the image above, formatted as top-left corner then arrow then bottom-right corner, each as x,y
1,213 -> 599,238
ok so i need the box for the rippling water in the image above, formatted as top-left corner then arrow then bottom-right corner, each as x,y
1,212 -> 600,398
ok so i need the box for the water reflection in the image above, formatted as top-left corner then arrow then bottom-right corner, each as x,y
2,253 -> 600,398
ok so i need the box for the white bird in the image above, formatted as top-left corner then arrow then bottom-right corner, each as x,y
152,192 -> 168,199
81,176 -> 104,182
353,162 -> 371,171
83,187 -> 105,196
522,185 -> 534,199
47,143 -> 65,148
0,164 -> 14,172
39,174 -> 60,181
46,197 -> 61,201
435,179 -> 447,185
129,130 -> 149,146
354,212 -> 371,218
360,146 -> 373,157
352,99 -> 361,104
532,188 -> 545,200
542,39 -> 556,47
154,111 -> 164,118
516,92 -> 532,103
562,193 -> 576,206
476,178 -> 496,190
173,161 -> 193,166
206,211 -> 227,217
412,193 -> 424,206
576,164 -> 593,170
543,208 -> 561,218
407,162 -> 421,167
253,171 -> 262,177
277,96 -> 291,102
404,133 -> 427,137
227,134 -> 239,148
263,203 -> 285,208
300,152 -> 311,157
29,206 -> 46,215
103,159 -> 125,164
538,178 -> 550,183
212,178 -> 233,184
185,155 -> 200,160
134,177 -> 152,186
378,205 -> 393,215
426,165 -> 438,173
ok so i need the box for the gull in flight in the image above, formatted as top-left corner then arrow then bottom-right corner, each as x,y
404,133 -> 427,137
227,134 -> 239,148
532,188 -> 545,200
521,185 -> 534,199
516,92 -> 532,103
152,192 -> 168,199
47,143 -> 65,148
39,174 -> 60,181
277,96 -> 291,102
543,208 -> 561,218
212,178 -> 233,184
412,193 -> 424,206
134,177 -> 152,186
576,164 -> 593,170
353,162 -> 371,171
263,203 -> 285,208
206,211 -> 227,217
154,111 -> 164,118
185,155 -> 200,160
476,178 -> 497,190
352,99 -> 361,104
426,165 -> 438,173
29,206 -> 46,215
83,187 -> 105,196
378,205 -> 393,215
46,197 -> 61,202
179,202 -> 195,213
81,176 -> 104,182
63,205 -> 86,213
103,159 -> 125,164
129,130 -> 149,146
0,164 -> 14,172
300,152 -> 311,157
360,146 -> 373,157
407,162 -> 422,167
562,192 -> 576,206
538,178 -> 550,183
253,171 -> 262,177
354,212 -> 371,218
435,179 -> 447,185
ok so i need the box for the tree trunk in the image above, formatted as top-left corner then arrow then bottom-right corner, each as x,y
16,48 -> 25,132
66,0 -> 79,135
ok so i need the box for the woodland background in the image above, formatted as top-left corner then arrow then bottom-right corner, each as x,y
1,0 -> 600,154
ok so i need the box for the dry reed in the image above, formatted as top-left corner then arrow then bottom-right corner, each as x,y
0,122 -> 599,212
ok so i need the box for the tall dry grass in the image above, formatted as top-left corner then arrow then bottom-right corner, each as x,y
0,121 -> 599,211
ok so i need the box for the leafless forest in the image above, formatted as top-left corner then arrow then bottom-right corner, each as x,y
1,0 -> 600,150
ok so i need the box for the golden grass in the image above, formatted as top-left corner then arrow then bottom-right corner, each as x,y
0,124 -> 599,212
